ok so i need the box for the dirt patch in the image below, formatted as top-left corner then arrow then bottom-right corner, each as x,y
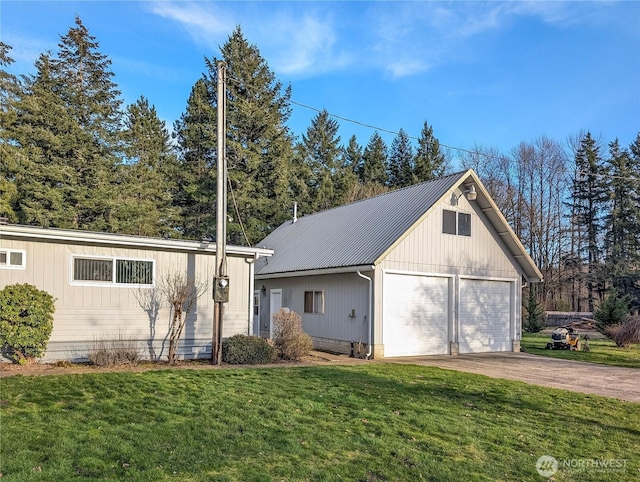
0,350 -> 367,378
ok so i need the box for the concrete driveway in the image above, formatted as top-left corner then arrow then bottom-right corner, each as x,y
382,352 -> 640,403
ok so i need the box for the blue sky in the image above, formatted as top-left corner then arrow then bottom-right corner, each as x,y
2,1 -> 639,164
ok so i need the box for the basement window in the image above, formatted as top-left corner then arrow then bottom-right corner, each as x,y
443,210 -> 471,237
71,256 -> 154,286
304,291 -> 324,314
0,249 -> 26,269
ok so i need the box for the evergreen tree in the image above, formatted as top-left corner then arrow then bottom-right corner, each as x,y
414,120 -> 447,182
173,79 -> 216,239
361,131 -> 388,185
300,109 -> 342,211
387,128 -> 414,188
0,42 -> 20,221
344,135 -> 363,177
569,132 -> 608,311
116,96 -> 177,236
7,17 -> 123,231
205,27 -> 294,244
605,135 -> 640,306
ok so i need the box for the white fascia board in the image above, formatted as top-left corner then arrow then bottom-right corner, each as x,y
256,265 -> 375,280
0,225 -> 273,258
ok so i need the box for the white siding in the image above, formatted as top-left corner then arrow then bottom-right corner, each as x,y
259,272 -> 372,350
0,236 -> 253,361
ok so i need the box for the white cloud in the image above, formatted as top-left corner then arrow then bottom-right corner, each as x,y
146,1 -> 235,45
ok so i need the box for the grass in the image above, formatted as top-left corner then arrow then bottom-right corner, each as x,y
521,333 -> 640,369
1,364 -> 639,481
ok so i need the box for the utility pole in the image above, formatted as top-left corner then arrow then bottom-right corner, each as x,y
212,61 -> 229,365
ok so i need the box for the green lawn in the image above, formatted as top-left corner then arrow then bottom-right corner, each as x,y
521,333 -> 640,368
1,365 -> 638,481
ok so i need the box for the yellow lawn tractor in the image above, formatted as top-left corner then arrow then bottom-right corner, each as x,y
545,327 -> 581,351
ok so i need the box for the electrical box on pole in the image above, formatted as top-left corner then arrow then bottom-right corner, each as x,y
213,275 -> 229,303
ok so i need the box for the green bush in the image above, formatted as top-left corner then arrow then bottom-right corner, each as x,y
523,286 -> 545,333
0,283 -> 56,363
222,334 -> 277,365
595,288 -> 631,335
272,309 -> 313,361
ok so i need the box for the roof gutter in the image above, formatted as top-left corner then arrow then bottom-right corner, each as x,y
357,270 -> 373,360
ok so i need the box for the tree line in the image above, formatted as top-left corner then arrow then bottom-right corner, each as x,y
1,17 -> 638,311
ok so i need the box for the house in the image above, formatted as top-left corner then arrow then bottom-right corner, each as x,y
0,224 -> 273,362
254,170 -> 543,358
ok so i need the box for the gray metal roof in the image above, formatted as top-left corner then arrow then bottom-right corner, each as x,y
255,169 -> 543,282
255,171 -> 467,275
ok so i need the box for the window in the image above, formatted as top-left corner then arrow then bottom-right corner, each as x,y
0,249 -> 26,269
72,256 -> 154,286
304,291 -> 324,314
458,213 -> 471,236
442,210 -> 457,235
443,210 -> 472,237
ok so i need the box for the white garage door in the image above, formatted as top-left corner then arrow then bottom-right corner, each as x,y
459,279 -> 511,354
383,274 -> 449,357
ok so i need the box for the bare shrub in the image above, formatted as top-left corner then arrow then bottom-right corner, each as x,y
612,316 -> 640,348
272,309 -> 313,361
604,325 -> 623,343
158,272 -> 208,365
87,334 -> 142,366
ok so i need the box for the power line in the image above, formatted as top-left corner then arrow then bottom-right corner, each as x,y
226,74 -> 640,183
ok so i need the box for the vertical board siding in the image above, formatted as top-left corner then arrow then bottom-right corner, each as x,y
0,237 -> 253,361
259,272 -> 372,344
382,196 -> 520,280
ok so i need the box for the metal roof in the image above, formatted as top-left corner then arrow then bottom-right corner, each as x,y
255,169 -> 543,283
255,171 -> 466,274
0,224 -> 274,258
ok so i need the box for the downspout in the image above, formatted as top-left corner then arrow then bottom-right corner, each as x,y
245,254 -> 259,335
357,270 -> 373,359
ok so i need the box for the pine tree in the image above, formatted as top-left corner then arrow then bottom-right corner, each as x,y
116,96 -> 177,236
569,132 -> 608,311
361,132 -> 388,185
300,109 -> 342,211
387,128 -> 414,188
204,26 -> 294,244
605,135 -> 640,306
344,135 -> 363,177
173,79 -> 217,239
7,17 -> 123,231
414,120 -> 447,182
0,42 -> 20,221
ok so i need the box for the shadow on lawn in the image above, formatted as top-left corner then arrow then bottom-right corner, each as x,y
289,364 -> 640,439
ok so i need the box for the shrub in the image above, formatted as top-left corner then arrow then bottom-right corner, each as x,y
87,334 -> 141,366
272,309 -> 313,361
0,283 -> 55,364
612,316 -> 640,348
595,288 -> 631,335
222,334 -> 277,365
523,286 -> 545,333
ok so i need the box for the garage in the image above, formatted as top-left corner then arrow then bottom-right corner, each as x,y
383,273 -> 450,357
459,279 -> 512,354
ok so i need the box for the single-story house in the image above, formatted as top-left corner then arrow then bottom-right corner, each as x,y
255,169 -> 543,358
0,224 -> 273,362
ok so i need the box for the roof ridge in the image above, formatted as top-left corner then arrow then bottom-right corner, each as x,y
294,170 -> 468,221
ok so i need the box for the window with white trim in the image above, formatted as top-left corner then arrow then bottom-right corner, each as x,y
0,249 -> 26,269
71,256 -> 154,286
304,291 -> 324,314
443,210 -> 471,237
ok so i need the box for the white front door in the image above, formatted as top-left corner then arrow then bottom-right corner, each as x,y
253,290 -> 261,336
269,289 -> 282,338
